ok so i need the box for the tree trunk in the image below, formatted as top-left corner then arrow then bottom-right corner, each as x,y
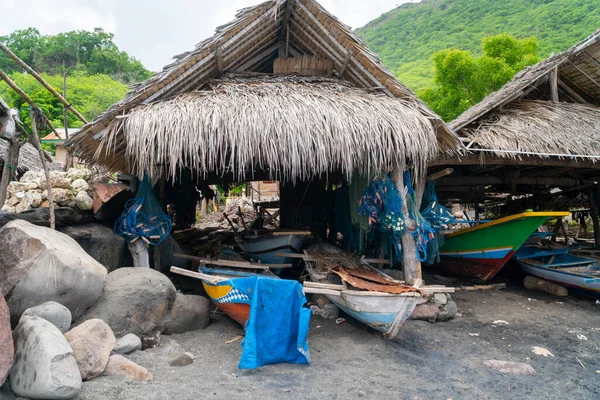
392,164 -> 421,285
0,137 -> 22,208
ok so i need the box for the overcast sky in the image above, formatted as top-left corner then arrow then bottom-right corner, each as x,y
0,0 -> 417,72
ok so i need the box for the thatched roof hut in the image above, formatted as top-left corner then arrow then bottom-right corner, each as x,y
0,97 -> 62,174
66,0 -> 459,182
430,30 -> 600,213
448,30 -> 600,163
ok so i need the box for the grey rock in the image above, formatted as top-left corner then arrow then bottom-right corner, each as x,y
78,267 -> 176,336
168,353 -> 194,367
20,301 -> 72,333
113,334 -> 142,355
437,299 -> 458,322
164,293 -> 210,334
10,316 -> 81,399
0,293 -> 13,386
433,293 -> 448,306
65,319 -> 116,381
483,360 -> 536,375
59,223 -> 127,272
410,303 -> 440,323
0,220 -> 107,326
310,303 -> 339,320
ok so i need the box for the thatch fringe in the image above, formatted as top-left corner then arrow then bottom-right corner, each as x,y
461,100 -> 600,160
98,75 -> 439,182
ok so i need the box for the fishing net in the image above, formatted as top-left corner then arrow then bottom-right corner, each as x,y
114,175 -> 172,245
421,181 -> 455,229
404,171 -> 436,262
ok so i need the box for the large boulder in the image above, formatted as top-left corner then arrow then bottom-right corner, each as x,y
65,319 -> 116,380
78,268 -> 176,336
10,316 -> 81,399
164,293 -> 210,334
0,294 -> 13,387
0,220 -> 107,326
59,223 -> 127,271
21,301 -> 72,333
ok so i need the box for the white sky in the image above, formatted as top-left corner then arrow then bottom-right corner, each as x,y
0,0 -> 417,72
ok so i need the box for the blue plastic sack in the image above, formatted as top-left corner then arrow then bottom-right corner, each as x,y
229,276 -> 311,369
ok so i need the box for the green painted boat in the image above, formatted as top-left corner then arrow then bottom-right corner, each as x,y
437,212 -> 569,281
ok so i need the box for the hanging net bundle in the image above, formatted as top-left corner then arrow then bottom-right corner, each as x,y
114,175 -> 172,245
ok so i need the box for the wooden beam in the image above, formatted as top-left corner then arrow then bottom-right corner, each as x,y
549,67 -> 559,102
557,77 -> 589,103
279,0 -> 293,58
170,266 -> 227,283
338,50 -> 352,78
436,175 -> 591,187
590,185 -> 600,248
215,46 -> 224,75
582,51 -> 600,69
430,153 -> 600,169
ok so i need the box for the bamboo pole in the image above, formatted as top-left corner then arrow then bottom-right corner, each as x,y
0,43 -> 88,124
29,108 -> 55,229
0,68 -> 60,137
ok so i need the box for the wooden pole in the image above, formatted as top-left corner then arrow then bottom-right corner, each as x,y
29,108 -> 55,229
62,62 -> 74,170
0,68 -> 60,138
0,43 -> 88,124
589,185 -> 600,248
549,67 -> 559,103
0,136 -> 23,207
392,163 -> 421,285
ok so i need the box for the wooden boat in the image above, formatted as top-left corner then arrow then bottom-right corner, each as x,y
236,231 -> 309,264
302,251 -> 426,339
514,247 -> 600,299
170,266 -> 278,326
437,212 -> 569,281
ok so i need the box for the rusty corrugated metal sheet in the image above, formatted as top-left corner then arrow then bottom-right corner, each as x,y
333,267 -> 419,294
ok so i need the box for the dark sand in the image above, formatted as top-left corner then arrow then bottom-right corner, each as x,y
2,267 -> 599,400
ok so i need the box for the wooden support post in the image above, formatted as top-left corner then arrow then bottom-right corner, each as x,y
0,136 -> 23,207
392,163 -> 421,285
549,67 -> 559,103
129,240 -> 150,268
0,43 -> 88,124
29,108 -> 55,229
589,185 -> 600,249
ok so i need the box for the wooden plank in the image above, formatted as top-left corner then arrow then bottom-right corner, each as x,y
271,230 -> 311,236
459,283 -> 506,291
302,287 -> 342,296
215,46 -> 224,75
170,266 -> 227,283
420,286 -> 456,294
342,290 -> 420,297
172,253 -> 291,269
303,281 -> 344,290
549,67 -> 559,102
427,168 -> 454,182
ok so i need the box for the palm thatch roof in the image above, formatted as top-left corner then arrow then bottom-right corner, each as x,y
66,0 -> 458,181
0,140 -> 63,173
450,30 -> 600,161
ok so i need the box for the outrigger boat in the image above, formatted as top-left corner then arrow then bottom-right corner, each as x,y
514,247 -> 600,299
299,248 -> 444,339
436,212 -> 569,281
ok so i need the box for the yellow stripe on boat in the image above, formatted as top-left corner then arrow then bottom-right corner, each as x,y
447,212 -> 570,238
203,283 -> 233,300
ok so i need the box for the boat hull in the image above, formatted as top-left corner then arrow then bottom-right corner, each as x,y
202,279 -> 252,326
237,234 -> 306,264
437,212 -> 569,281
515,248 -> 600,299
328,292 -> 419,338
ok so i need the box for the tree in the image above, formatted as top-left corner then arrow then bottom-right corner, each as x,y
420,34 -> 540,121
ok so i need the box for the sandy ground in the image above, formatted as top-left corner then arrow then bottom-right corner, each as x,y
2,263 -> 599,400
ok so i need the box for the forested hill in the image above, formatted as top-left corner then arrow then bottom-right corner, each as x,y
356,0 -> 600,91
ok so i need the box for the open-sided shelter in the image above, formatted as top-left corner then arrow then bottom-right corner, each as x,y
430,30 -> 600,243
66,0 -> 460,282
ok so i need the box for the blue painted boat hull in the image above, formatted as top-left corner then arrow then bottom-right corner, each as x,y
515,247 -> 600,299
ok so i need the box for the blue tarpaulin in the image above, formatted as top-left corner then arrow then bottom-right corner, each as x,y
228,276 -> 311,369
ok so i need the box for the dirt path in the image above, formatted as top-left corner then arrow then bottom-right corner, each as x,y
2,272 -> 598,400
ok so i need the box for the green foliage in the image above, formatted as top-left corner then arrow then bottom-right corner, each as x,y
0,27 -> 152,84
357,0 -> 600,92
420,34 -> 540,121
0,71 -> 128,135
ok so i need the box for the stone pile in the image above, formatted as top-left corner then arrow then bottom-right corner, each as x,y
410,293 -> 458,323
0,219 -> 212,399
1,168 -> 94,213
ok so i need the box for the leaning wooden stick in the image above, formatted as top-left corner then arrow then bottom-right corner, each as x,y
29,108 -> 56,229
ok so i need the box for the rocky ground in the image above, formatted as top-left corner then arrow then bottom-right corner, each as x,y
2,265 -> 595,400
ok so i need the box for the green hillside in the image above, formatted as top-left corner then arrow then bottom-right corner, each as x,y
357,0 -> 600,91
